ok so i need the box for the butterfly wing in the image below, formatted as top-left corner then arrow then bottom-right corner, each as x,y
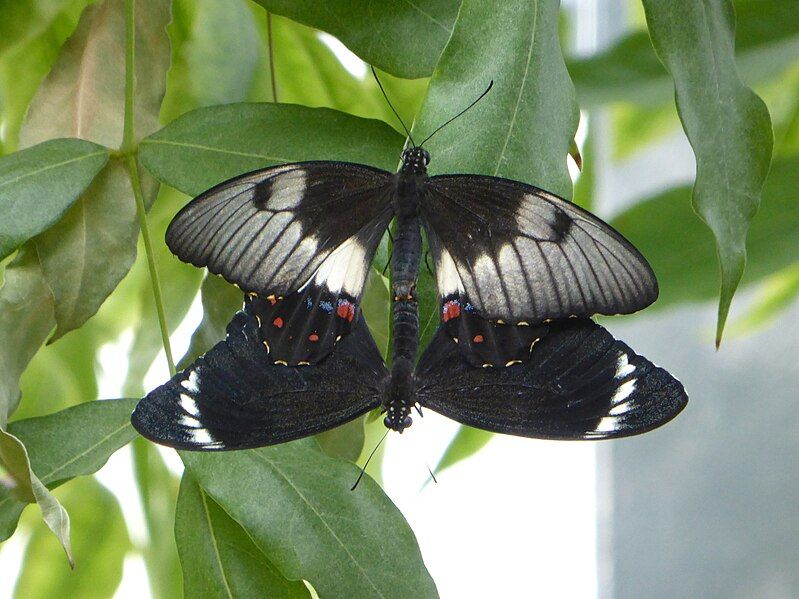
131,311 -> 387,451
415,319 -> 687,440
166,161 -> 394,364
422,175 -> 658,324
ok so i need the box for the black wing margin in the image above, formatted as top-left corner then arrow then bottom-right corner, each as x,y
422,175 -> 658,324
131,311 -> 387,450
166,161 -> 394,298
415,319 -> 687,440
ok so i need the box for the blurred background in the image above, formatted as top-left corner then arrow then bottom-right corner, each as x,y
1,0 -> 797,597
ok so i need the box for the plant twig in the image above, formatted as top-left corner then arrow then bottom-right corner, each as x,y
267,12 -> 278,103
123,0 -> 175,376
127,155 -> 176,376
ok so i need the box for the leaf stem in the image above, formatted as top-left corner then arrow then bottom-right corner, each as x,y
267,12 -> 278,103
123,0 -> 175,376
127,155 -> 176,376
122,0 -> 136,153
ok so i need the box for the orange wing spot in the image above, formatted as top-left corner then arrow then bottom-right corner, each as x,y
336,300 -> 355,322
308,333 -> 319,342
473,334 -> 484,344
272,317 -> 284,328
267,294 -> 278,305
442,300 -> 461,322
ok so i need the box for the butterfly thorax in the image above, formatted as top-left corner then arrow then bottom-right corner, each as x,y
395,147 -> 429,216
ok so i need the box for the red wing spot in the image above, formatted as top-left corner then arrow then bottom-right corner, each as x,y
442,300 -> 461,322
272,317 -> 284,328
308,333 -> 319,342
336,300 -> 355,322
473,334 -> 484,344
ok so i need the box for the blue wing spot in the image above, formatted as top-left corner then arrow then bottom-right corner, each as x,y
465,302 -> 475,313
319,300 -> 334,313
306,296 -> 313,310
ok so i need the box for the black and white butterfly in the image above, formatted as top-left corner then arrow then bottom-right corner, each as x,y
132,87 -> 687,451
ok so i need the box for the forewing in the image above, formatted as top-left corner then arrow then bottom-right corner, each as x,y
415,319 -> 687,440
422,175 -> 658,323
131,311 -> 387,450
166,161 -> 394,297
167,161 -> 394,363
244,218 -> 386,365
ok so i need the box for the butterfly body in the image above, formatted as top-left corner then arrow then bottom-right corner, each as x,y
383,147 -> 430,432
132,143 -> 687,451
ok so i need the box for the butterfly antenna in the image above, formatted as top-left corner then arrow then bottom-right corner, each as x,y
371,66 -> 415,147
420,80 -> 494,147
351,429 -> 390,491
425,462 -> 439,485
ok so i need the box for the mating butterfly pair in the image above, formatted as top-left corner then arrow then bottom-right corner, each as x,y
131,138 -> 687,451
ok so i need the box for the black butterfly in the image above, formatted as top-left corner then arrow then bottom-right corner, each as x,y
132,89 -> 687,451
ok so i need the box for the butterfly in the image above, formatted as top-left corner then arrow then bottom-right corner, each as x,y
132,83 -> 687,451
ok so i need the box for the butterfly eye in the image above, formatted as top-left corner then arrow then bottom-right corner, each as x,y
402,415 -> 413,429
421,149 -> 430,165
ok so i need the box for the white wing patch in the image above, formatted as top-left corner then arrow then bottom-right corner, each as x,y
309,235 -> 369,296
615,354 -> 636,379
435,247 -> 463,297
186,427 -> 217,446
179,393 -> 201,418
267,168 -> 307,210
608,379 -> 638,416
180,370 -> 200,393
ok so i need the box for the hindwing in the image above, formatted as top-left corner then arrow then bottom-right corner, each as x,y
415,319 -> 687,440
131,311 -> 387,450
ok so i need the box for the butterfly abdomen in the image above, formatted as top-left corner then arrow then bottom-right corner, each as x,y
385,210 -> 422,432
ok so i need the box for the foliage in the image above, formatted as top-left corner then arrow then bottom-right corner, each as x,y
0,0 -> 793,596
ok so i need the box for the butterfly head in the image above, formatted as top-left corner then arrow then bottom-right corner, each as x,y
383,404 -> 413,433
401,147 -> 430,175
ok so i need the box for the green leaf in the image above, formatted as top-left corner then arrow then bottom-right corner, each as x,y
251,0 -> 459,79
430,426 -> 493,482
641,0 -> 774,346
182,440 -> 438,598
0,138 -> 108,260
362,267 -> 391,359
315,419 -> 366,462
416,231 -> 439,353
176,473 -> 310,599
611,157 -> 799,312
0,0 -> 92,153
414,0 -> 579,199
0,398 -> 138,542
20,0 -> 170,150
161,0 -> 262,123
140,103 -> 404,196
250,13 -> 428,132
13,477 -> 130,599
569,0 -> 799,107
0,432 -> 72,564
16,0 -> 171,340
0,247 -> 55,423
33,159 -> 146,341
